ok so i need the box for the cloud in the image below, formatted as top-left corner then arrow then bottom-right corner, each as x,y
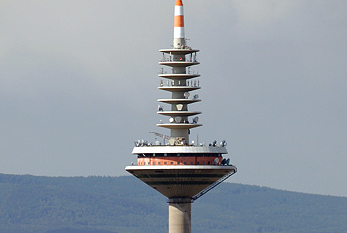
234,0 -> 302,27
0,0 -> 346,196
0,0 -> 167,98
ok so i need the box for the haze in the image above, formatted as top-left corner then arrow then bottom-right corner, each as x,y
0,0 -> 346,197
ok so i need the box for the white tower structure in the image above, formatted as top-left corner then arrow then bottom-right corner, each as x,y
126,1 -> 237,232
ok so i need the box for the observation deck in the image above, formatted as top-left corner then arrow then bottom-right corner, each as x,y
132,145 -> 228,154
158,74 -> 200,80
158,99 -> 201,104
157,111 -> 201,117
158,86 -> 200,92
159,48 -> 200,55
159,61 -> 200,67
157,123 -> 202,130
126,165 -> 236,198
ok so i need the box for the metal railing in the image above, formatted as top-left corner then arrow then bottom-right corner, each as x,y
191,167 -> 237,202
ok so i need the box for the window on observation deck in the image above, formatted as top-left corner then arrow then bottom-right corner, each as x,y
164,162 -> 167,165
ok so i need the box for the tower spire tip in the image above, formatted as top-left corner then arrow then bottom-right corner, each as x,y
175,0 -> 183,6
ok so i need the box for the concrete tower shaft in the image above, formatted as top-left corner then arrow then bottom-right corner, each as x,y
158,48 -> 200,142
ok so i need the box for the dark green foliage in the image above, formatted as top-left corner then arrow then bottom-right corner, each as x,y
0,174 -> 167,233
0,174 -> 346,233
192,184 -> 347,233
46,228 -> 115,233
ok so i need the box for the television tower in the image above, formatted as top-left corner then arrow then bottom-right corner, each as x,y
125,1 -> 237,232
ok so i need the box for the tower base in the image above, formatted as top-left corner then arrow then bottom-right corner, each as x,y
168,198 -> 192,233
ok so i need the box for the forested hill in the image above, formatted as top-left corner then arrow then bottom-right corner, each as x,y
0,173 -> 346,233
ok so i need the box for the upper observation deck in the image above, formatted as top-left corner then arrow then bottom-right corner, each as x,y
159,48 -> 200,55
159,61 -> 200,67
157,99 -> 201,104
158,73 -> 200,80
158,86 -> 200,92
157,123 -> 202,130
157,111 -> 201,117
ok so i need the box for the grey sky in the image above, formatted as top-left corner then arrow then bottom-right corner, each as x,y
0,0 -> 346,197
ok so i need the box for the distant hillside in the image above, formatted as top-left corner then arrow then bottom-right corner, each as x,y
0,174 -> 346,233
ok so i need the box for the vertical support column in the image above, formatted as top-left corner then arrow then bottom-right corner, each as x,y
170,54 -> 189,141
168,198 -> 192,233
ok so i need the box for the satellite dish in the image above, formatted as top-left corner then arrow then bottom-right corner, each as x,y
175,116 -> 182,122
193,117 -> 199,124
213,158 -> 219,165
193,94 -> 199,100
169,117 -> 175,123
176,104 -> 183,111
212,140 -> 217,147
220,140 -> 227,147
184,92 -> 190,98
